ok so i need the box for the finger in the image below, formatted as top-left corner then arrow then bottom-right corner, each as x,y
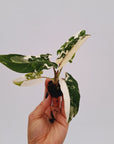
45,78 -> 51,88
44,79 -> 51,99
44,106 -> 52,119
51,97 -> 61,108
52,97 -> 67,125
55,112 -> 68,127
32,95 -> 51,118
44,88 -> 48,99
51,97 -> 62,116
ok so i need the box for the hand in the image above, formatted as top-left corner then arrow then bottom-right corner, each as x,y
28,79 -> 69,144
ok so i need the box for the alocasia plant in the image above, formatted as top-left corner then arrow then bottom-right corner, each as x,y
0,30 -> 90,122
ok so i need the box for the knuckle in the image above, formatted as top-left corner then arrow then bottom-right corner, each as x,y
28,113 -> 34,120
39,101 -> 44,107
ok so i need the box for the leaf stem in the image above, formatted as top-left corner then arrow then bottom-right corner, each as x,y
40,76 -> 53,80
57,68 -> 63,77
52,67 -> 59,84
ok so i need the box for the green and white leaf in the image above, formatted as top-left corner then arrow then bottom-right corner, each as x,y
59,78 -> 70,122
59,72 -> 80,122
0,54 -> 58,73
13,71 -> 43,87
56,30 -> 90,70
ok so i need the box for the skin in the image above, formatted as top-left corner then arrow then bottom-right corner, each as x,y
28,79 -> 69,144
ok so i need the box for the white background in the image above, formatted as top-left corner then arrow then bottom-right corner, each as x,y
0,0 -> 114,144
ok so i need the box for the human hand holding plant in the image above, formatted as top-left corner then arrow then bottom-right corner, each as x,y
0,30 -> 90,122
28,79 -> 69,144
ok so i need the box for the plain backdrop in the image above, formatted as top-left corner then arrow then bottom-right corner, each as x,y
0,0 -> 114,144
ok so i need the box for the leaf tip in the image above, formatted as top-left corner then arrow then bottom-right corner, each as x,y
13,80 -> 23,86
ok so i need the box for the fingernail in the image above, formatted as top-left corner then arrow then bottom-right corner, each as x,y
45,92 -> 48,99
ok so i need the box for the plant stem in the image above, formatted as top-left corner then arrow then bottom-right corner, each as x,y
57,68 -> 63,78
40,76 -> 53,80
53,67 -> 59,84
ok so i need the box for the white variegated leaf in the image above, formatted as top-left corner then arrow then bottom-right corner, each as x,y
13,75 -> 43,87
57,34 -> 90,70
59,73 -> 80,122
59,78 -> 70,122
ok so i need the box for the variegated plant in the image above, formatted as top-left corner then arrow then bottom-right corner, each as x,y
0,30 -> 90,122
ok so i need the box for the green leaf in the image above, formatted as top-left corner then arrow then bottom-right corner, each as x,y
0,54 -> 58,73
56,30 -> 90,70
65,73 -> 80,122
78,30 -> 86,37
59,72 -> 80,122
13,81 -> 23,86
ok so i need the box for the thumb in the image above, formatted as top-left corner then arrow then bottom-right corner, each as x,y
32,95 -> 51,118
